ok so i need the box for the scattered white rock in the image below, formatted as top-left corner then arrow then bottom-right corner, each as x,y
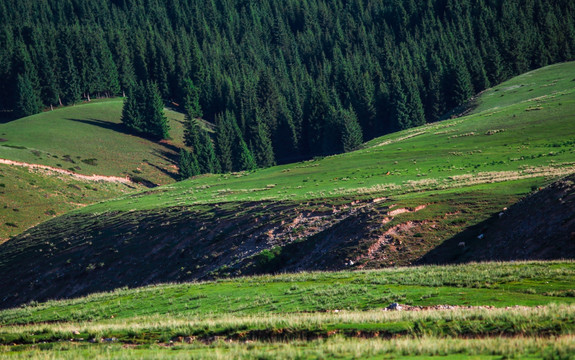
386,303 -> 402,311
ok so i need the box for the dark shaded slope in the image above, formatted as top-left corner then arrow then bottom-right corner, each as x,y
3,175 -> 573,309
420,174 -> 575,264
0,199 -> 399,309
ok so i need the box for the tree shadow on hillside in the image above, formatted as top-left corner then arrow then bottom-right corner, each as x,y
67,117 -> 182,156
147,159 -> 179,182
66,118 -> 132,136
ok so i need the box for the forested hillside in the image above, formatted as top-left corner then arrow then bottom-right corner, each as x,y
1,0 -> 574,167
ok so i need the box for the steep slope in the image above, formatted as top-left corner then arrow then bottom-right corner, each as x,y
420,173 -> 575,263
1,63 -> 575,308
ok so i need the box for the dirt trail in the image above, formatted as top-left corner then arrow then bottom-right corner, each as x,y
0,158 -> 134,184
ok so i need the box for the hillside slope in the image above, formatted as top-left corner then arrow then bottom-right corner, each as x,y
421,173 -> 575,263
0,164 -> 140,242
0,99 -> 188,240
1,63 -> 575,308
0,99 -> 186,185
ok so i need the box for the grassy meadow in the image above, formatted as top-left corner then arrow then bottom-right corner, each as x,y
1,261 -> 574,358
0,99 -> 187,186
0,164 -> 140,241
0,99 -> 186,240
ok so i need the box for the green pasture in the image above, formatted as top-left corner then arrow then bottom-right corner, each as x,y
0,99 -> 186,186
0,261 -> 574,359
0,164 -> 140,241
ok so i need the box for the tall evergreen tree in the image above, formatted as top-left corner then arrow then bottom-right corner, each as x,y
182,78 -> 203,119
341,107 -> 363,152
301,86 -> 330,156
215,111 -> 235,173
178,148 -> 200,180
390,74 -> 411,131
197,128 -> 220,174
184,112 -> 219,174
121,82 -> 144,133
60,50 -> 81,105
249,114 -> 275,168
236,139 -> 257,171
143,81 -> 169,140
447,58 -> 473,108
15,73 -> 42,117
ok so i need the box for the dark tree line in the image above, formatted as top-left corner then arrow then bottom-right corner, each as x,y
1,0 -> 574,174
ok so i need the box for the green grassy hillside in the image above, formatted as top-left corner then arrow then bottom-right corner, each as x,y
0,165 -> 139,242
1,62 -> 574,311
0,99 -> 186,185
1,261 -> 574,359
0,99 -> 189,240
79,61 -> 575,212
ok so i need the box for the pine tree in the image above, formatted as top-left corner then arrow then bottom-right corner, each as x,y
447,58 -> 473,107
198,128 -> 220,174
143,81 -> 170,140
249,115 -> 275,168
182,78 -> 203,119
390,74 -> 411,131
215,111 -> 234,173
121,82 -> 144,133
405,79 -> 426,127
228,111 -> 257,171
178,148 -> 200,180
60,50 -> 81,105
302,86 -> 330,156
341,107 -> 363,152
273,98 -> 299,163
236,139 -> 257,171
184,111 -> 219,174
15,73 -> 42,117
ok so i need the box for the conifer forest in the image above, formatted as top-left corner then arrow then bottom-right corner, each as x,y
1,0 -> 574,172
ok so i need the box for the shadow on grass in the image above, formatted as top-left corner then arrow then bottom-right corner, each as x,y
66,118 -> 133,136
146,160 -> 179,182
68,117 -> 182,155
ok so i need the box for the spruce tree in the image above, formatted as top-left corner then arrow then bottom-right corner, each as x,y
341,107 -> 363,152
390,74 -> 411,131
60,50 -> 81,105
215,111 -> 234,173
178,148 -> 200,180
182,78 -> 202,119
249,115 -> 275,168
273,98 -> 299,163
448,59 -> 473,107
236,139 -> 257,171
184,112 -> 219,174
15,73 -> 42,117
302,86 -> 330,156
229,112 -> 257,171
143,81 -> 169,140
121,82 -> 144,133
198,128 -> 220,174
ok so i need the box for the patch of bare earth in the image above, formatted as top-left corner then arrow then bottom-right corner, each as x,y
0,158 -> 134,184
